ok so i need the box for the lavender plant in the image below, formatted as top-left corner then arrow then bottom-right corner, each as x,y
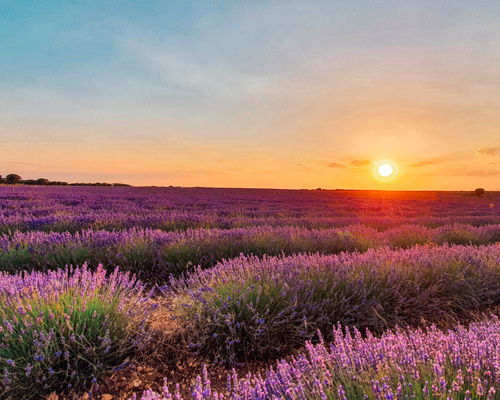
167,245 -> 500,364
2,223 -> 500,283
1,186 -> 499,234
134,316 -> 500,400
0,264 -> 153,399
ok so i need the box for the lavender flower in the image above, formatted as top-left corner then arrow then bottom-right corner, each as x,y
0,264 -> 153,398
136,316 -> 500,399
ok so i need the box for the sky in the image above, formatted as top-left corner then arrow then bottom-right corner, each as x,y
1,0 -> 500,190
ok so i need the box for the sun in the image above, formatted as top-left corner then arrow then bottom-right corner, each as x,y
373,160 -> 399,182
378,163 -> 394,177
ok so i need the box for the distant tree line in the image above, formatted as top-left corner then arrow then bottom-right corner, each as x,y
0,174 -> 130,187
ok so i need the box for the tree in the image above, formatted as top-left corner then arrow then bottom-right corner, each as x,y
475,188 -> 486,196
36,178 -> 50,185
6,174 -> 22,184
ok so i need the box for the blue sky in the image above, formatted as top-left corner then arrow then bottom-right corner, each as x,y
1,1 -> 500,188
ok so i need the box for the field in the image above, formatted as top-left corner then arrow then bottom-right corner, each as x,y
2,186 -> 500,399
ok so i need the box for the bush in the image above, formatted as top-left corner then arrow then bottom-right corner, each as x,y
0,264 -> 153,398
167,245 -> 500,364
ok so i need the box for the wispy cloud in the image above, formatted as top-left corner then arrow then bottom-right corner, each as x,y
475,147 -> 499,158
410,159 -> 443,167
328,160 -> 371,168
328,162 -> 347,168
447,167 -> 500,177
350,160 -> 371,167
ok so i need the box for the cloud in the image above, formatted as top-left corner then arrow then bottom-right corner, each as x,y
475,147 -> 499,158
410,159 -> 443,167
350,160 -> 371,167
328,162 -> 347,168
447,167 -> 500,177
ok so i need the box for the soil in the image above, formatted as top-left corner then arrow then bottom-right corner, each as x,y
46,359 -> 272,400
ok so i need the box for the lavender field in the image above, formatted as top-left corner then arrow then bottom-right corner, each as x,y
2,186 -> 500,399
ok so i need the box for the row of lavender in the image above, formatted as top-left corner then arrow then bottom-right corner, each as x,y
0,186 -> 498,233
138,317 -> 500,400
166,245 -> 500,364
3,244 -> 500,398
1,223 -> 500,281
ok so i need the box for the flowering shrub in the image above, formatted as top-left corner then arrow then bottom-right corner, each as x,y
2,223 -> 500,282
0,264 -> 153,398
134,317 -> 500,399
168,245 -> 500,364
